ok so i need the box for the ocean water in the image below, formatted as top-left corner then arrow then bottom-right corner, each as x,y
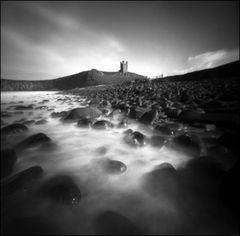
1,91 -> 237,235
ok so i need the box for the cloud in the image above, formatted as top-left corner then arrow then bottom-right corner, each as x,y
188,48 -> 239,70
170,48 -> 239,76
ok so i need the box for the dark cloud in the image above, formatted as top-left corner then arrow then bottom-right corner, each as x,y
1,1 -> 239,80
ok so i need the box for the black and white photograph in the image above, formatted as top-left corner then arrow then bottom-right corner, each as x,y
1,1 -> 239,235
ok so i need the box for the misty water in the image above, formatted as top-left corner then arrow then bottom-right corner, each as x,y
1,92 -> 237,235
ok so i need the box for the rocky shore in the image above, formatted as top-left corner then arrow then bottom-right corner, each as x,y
1,73 -> 240,234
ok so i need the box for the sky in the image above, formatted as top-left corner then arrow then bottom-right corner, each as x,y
1,1 -> 239,80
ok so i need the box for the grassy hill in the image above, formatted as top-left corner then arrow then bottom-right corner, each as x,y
156,60 -> 240,82
1,70 -> 146,91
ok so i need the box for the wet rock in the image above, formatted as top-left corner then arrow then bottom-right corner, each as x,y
95,146 -> 108,155
166,134 -> 201,157
35,106 -> 48,110
94,211 -> 141,235
179,111 -> 240,128
124,131 -> 145,147
154,124 -> 173,136
1,166 -> 43,196
220,160 -> 239,220
22,120 -> 36,126
149,136 -> 166,148
35,119 -> 48,125
77,118 -> 92,128
102,159 -> 127,174
3,216 -> 59,235
164,108 -> 182,118
117,118 -> 129,128
109,109 -> 125,121
139,109 -> 158,124
15,133 -> 51,150
179,157 -> 225,196
1,123 -> 28,136
64,107 -> 102,121
203,100 -> 222,112
51,111 -> 68,118
217,132 -> 240,156
143,162 -> 180,197
1,149 -> 17,179
123,129 -> 133,135
14,104 -> 34,110
39,175 -> 81,205
92,120 -> 114,129
127,107 -> 138,119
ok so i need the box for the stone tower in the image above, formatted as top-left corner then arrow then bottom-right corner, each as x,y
119,60 -> 128,75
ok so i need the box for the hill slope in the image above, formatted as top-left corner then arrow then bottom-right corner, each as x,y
1,70 -> 146,91
156,60 -> 240,82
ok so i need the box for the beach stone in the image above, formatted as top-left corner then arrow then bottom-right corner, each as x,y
39,175 -> 81,205
149,136 -> 166,148
22,120 -> 35,126
77,118 -> 92,128
92,120 -> 114,129
180,157 -> 225,196
143,162 -> 179,197
220,160 -> 239,220
123,129 -> 133,135
93,211 -> 141,235
51,111 -> 68,118
1,123 -> 28,136
127,107 -> 138,119
14,105 -> 34,110
3,216 -> 59,235
64,107 -> 102,121
139,109 -> 158,124
154,124 -> 173,136
117,118 -> 129,128
124,131 -> 145,147
15,133 -> 51,150
35,119 -> 48,125
102,159 -> 127,174
217,132 -> 240,156
35,106 -> 48,110
1,166 -> 43,196
1,149 -> 17,179
167,134 -> 201,157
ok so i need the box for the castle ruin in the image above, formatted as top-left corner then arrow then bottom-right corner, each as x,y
119,60 -> 128,75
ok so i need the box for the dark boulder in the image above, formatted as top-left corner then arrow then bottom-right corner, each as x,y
14,105 -> 34,110
179,157 -> 225,197
15,133 -> 51,150
93,211 -> 141,235
35,119 -> 48,125
142,162 -> 180,197
166,134 -> 201,157
149,136 -> 166,148
92,120 -> 114,130
154,124 -> 173,136
35,106 -> 48,110
2,216 -> 59,235
124,131 -> 145,147
102,159 -> 127,174
220,160 -> 239,220
77,118 -> 92,128
51,111 -> 68,118
217,132 -> 240,156
1,123 -> 28,136
117,118 -> 129,128
1,166 -> 43,196
139,109 -> 158,125
1,149 -> 17,179
64,107 -> 102,121
39,175 -> 81,205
